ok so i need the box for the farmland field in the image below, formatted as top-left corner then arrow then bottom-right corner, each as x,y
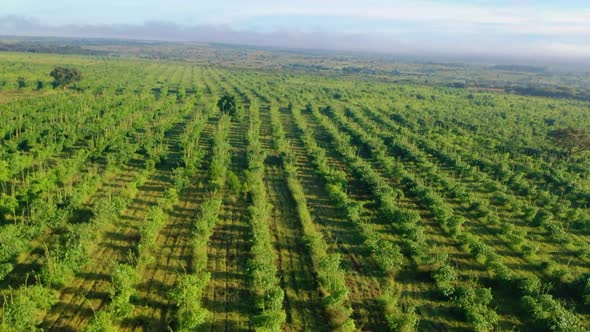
1,49 -> 590,332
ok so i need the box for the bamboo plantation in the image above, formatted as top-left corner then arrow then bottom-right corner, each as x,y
0,51 -> 589,332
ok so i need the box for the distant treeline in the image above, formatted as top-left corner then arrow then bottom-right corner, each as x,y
286,63 -> 331,71
283,63 -> 590,101
340,66 -> 590,101
447,82 -> 590,101
506,85 -> 590,100
490,64 -> 547,73
0,42 -> 108,56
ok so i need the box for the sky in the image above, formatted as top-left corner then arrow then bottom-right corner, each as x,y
1,0 -> 590,60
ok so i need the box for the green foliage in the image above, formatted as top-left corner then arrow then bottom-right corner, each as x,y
433,262 -> 458,297
385,305 -> 420,332
0,225 -> 26,281
210,115 -> 232,191
41,228 -> 89,287
518,275 -> 542,295
159,85 -> 169,99
453,286 -> 498,332
162,187 -> 179,210
380,285 -> 420,331
16,77 -> 27,89
226,171 -> 242,197
2,49 -> 590,332
548,127 -> 590,157
278,106 -> 355,330
50,66 -> 82,88
190,197 -> 221,273
179,110 -> 209,171
447,215 -> 466,235
137,206 -> 167,262
246,105 -> 286,331
170,273 -> 210,331
193,198 -> 222,240
176,86 -> 186,101
0,285 -> 57,332
172,167 -> 190,192
572,273 -> 590,306
0,194 -> 18,221
83,311 -> 118,332
364,228 -> 404,275
92,196 -> 129,227
109,264 -> 139,318
216,94 -> 238,116
522,294 -> 584,332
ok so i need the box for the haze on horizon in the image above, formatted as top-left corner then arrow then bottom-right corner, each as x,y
1,0 -> 589,63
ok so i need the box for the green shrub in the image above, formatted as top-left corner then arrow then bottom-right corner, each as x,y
110,264 -> 139,318
0,225 -> 26,281
0,285 -> 56,331
453,286 -> 498,332
365,233 -> 404,275
227,171 -> 242,197
518,275 -> 542,295
522,294 -> 584,332
521,243 -> 539,257
83,310 -> 117,332
137,206 -> 167,262
385,305 -> 420,332
170,273 -> 210,331
572,273 -> 590,305
433,263 -> 458,297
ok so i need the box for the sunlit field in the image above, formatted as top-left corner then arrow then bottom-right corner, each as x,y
1,50 -> 589,331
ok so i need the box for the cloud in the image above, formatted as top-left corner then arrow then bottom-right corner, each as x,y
5,0 -> 590,37
0,16 -> 402,52
200,1 -> 590,37
0,15 -> 589,63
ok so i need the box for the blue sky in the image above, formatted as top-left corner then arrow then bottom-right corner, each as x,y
2,0 -> 589,59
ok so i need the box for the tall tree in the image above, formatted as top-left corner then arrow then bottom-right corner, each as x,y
216,95 -> 238,116
548,126 -> 590,157
50,67 -> 82,88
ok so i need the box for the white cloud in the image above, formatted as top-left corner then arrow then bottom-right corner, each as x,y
206,0 -> 590,34
1,1 -> 589,60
